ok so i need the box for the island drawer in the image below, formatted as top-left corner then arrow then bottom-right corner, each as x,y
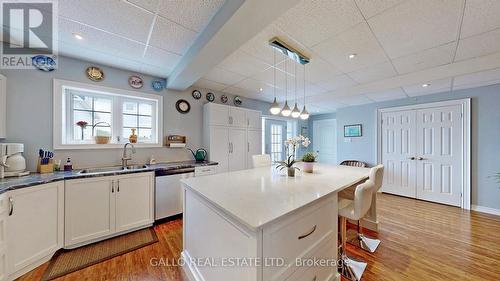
194,165 -> 217,176
262,196 -> 336,280
285,237 -> 336,281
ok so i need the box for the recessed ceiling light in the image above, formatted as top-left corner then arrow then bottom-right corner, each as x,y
73,33 -> 84,40
422,83 -> 430,88
259,88 -> 263,92
348,53 -> 357,59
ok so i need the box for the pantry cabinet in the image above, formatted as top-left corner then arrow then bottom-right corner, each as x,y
65,172 -> 154,248
0,74 -> 6,138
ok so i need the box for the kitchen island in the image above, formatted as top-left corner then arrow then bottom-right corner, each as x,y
180,164 -> 369,281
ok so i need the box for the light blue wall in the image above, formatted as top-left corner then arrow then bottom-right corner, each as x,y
0,56 -> 270,170
332,83 -> 500,209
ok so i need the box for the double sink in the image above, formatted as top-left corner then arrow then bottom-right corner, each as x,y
78,165 -> 149,174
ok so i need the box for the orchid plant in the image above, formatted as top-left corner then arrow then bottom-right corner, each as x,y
275,135 -> 311,173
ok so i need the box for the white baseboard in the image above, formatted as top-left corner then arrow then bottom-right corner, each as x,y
471,205 -> 500,216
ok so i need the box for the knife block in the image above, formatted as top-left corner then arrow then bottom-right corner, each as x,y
37,158 -> 54,174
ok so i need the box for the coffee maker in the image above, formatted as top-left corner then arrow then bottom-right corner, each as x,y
0,143 -> 29,179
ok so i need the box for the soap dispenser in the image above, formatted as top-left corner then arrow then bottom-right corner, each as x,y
64,157 -> 73,171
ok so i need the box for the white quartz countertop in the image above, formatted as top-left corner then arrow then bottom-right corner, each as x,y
181,164 -> 370,230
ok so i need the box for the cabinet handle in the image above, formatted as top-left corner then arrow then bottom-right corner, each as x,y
417,157 -> 425,160
298,225 -> 317,240
229,142 -> 231,153
408,157 -> 416,160
247,119 -> 250,126
248,142 -> 250,152
230,143 -> 233,153
229,116 -> 233,125
8,197 -> 13,216
117,179 -> 120,192
111,181 -> 115,193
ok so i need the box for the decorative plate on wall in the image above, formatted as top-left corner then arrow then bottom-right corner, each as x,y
220,95 -> 228,104
151,79 -> 165,91
206,92 -> 215,102
192,90 -> 202,99
128,75 -> 143,89
234,96 -> 242,106
175,99 -> 191,114
86,66 -> 104,81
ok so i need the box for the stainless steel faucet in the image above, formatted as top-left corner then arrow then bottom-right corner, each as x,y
122,142 -> 136,168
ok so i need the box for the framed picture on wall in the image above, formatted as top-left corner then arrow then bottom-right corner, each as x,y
344,124 -> 362,137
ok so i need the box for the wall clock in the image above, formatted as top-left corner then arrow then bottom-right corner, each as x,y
234,96 -> 242,106
128,75 -> 143,89
220,95 -> 228,104
175,99 -> 191,114
192,90 -> 202,99
86,66 -> 104,81
206,92 -> 215,102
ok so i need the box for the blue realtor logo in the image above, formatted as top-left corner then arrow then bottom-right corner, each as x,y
32,55 -> 57,72
151,79 -> 165,91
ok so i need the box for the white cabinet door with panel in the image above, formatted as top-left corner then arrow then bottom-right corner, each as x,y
115,173 -> 154,232
7,182 -> 64,277
246,110 -> 261,130
247,129 -> 262,168
65,177 -> 115,247
229,107 -> 247,128
208,126 -> 229,172
229,128 -> 247,172
0,74 -> 6,138
0,195 -> 8,281
206,103 -> 229,126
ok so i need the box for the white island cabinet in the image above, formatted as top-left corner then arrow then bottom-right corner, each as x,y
181,164 -> 369,281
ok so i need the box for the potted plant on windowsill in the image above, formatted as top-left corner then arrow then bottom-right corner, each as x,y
301,152 -> 317,173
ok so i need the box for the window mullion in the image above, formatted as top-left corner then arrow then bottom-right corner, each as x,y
114,97 -> 122,143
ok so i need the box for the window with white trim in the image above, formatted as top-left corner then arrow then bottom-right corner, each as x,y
54,79 -> 163,149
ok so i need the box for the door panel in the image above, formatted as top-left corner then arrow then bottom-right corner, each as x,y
247,110 -> 261,129
381,111 -> 417,198
247,129 -> 262,168
265,120 -> 287,162
116,174 -> 153,232
313,119 -> 337,164
209,127 -> 229,172
229,108 -> 247,128
208,104 -> 229,126
416,105 -> 462,206
229,128 -> 247,171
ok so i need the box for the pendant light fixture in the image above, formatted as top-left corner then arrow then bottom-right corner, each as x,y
269,48 -> 281,115
300,64 -> 310,120
281,58 -> 291,117
291,62 -> 301,118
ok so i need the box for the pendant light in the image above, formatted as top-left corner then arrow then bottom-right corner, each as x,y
269,49 -> 281,115
291,62 -> 301,118
281,58 -> 291,117
300,64 -> 310,120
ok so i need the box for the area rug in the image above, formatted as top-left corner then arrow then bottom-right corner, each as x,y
41,228 -> 158,281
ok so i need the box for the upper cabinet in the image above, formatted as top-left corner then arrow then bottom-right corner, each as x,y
204,103 -> 262,129
0,74 -> 6,138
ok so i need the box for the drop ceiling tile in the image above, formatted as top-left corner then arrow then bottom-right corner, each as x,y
455,28 -> 500,61
58,0 -> 153,43
355,0 -> 405,19
312,22 -> 389,73
193,79 -> 228,92
222,86 -> 260,100
392,42 -> 456,74
460,0 -> 500,38
252,66 -> 290,88
149,16 -> 198,55
403,78 -> 452,96
364,88 -> 407,102
218,50 -> 272,77
368,0 -> 463,58
157,0 -> 224,32
334,95 -> 375,106
139,64 -> 173,78
126,0 -> 159,13
274,0 -> 364,47
347,61 -> 397,83
233,78 -> 276,95
315,74 -> 358,92
304,82 -> 329,96
305,58 -> 343,83
453,68 -> 500,90
309,103 -> 342,113
143,46 -> 182,71
204,67 -> 246,86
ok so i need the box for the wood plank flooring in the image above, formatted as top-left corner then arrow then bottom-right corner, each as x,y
18,194 -> 500,281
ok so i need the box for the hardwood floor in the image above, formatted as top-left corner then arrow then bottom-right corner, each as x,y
18,194 -> 500,281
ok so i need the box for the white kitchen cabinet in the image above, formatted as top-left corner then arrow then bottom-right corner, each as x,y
65,172 -> 154,248
115,173 -> 153,232
205,103 -> 229,126
208,126 -> 229,172
247,129 -> 262,168
7,182 -> 64,278
246,110 -> 262,130
0,74 -> 6,138
0,195 -> 8,281
229,107 -> 247,128
228,128 -> 247,172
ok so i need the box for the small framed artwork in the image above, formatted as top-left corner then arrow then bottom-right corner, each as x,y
344,124 -> 362,137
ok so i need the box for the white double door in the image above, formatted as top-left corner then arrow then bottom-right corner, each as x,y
381,104 -> 463,206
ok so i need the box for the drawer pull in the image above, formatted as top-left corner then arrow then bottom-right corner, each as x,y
8,197 -> 13,216
298,225 -> 317,240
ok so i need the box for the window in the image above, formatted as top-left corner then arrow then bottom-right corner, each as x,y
270,124 -> 284,162
54,79 -> 163,149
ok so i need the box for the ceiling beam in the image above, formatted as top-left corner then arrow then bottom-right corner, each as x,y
166,0 -> 301,90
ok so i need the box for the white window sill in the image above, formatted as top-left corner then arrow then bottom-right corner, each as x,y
54,143 -> 163,150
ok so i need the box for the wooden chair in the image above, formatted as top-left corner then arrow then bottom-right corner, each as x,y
340,160 -> 368,168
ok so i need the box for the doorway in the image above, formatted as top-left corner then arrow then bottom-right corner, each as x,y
265,119 -> 287,162
313,119 -> 337,164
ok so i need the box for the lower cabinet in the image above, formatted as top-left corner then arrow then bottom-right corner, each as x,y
6,182 -> 64,279
65,172 -> 154,248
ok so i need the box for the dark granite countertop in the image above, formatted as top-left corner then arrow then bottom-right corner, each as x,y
0,160 -> 217,194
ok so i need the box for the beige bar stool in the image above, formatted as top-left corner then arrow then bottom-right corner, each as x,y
338,179 -> 376,281
251,154 -> 271,168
